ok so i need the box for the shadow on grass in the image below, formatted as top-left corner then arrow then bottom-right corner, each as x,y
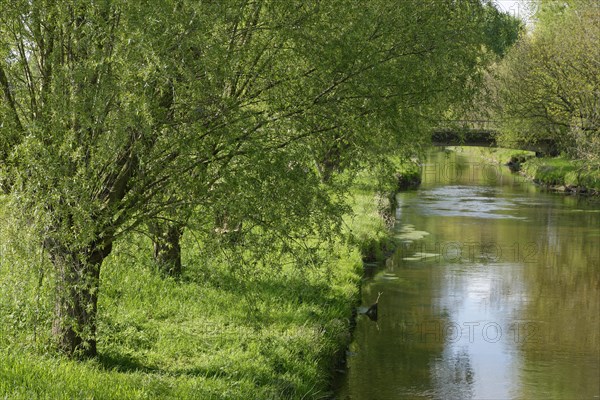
97,351 -> 158,374
98,350 -> 200,377
97,353 -> 251,380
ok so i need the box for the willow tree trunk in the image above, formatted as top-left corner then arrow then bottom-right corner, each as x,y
49,241 -> 112,358
150,222 -> 184,277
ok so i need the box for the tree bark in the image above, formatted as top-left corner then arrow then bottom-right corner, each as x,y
150,221 -> 184,278
48,240 -> 112,358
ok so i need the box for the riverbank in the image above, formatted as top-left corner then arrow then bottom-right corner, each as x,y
446,146 -> 600,194
0,167 -> 409,399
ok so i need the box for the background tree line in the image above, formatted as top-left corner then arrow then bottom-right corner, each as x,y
0,0 -> 519,358
488,0 -> 599,164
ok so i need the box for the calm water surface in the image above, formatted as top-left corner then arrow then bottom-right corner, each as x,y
337,149 -> 600,400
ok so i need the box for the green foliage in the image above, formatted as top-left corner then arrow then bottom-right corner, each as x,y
439,2 -> 523,131
481,1 -> 524,57
490,0 -> 600,160
0,198 -> 55,351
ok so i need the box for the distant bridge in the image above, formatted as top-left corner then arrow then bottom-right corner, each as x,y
431,120 -> 558,156
431,120 -> 498,146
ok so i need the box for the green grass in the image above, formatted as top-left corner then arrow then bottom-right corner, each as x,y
520,157 -> 574,186
345,183 -> 392,262
520,157 -> 600,191
0,168 -> 397,399
0,227 -> 361,399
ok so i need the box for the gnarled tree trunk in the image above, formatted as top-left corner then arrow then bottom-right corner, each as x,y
149,221 -> 184,278
48,240 -> 113,358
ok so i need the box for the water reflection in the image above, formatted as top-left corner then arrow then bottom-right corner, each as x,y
416,186 -> 525,220
337,149 -> 600,400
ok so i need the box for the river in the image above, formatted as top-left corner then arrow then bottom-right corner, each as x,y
336,149 -> 600,400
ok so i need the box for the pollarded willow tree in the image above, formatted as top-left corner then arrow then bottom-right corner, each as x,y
1,0 -> 499,357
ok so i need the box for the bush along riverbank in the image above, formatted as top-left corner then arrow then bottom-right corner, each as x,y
345,162 -> 421,264
0,165 -> 417,400
446,146 -> 600,195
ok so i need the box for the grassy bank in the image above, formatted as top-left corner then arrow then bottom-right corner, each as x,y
0,168 -> 401,399
447,146 -> 600,194
520,157 -> 600,193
